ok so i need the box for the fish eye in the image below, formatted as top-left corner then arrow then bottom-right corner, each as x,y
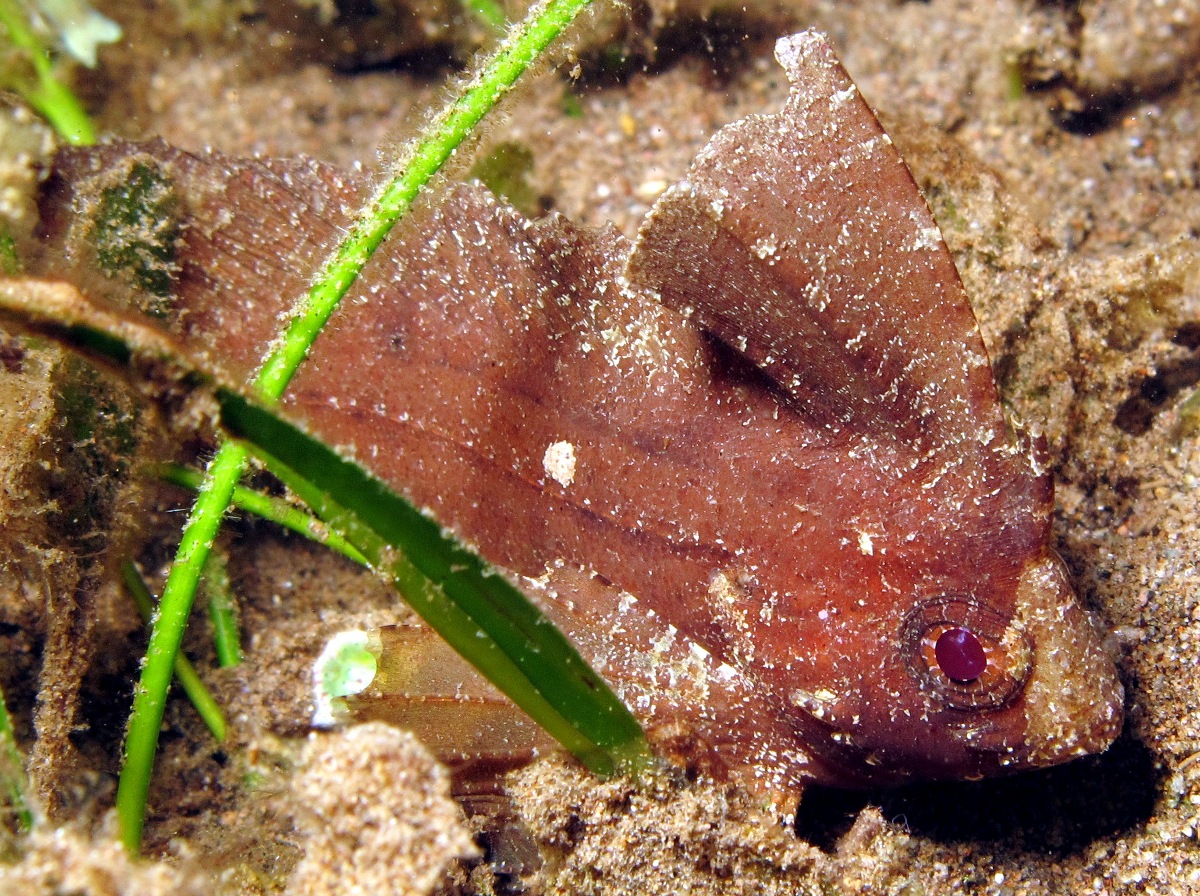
934,626 -> 987,682
901,597 -> 1033,710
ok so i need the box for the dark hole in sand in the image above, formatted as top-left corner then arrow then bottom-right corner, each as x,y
1114,325 -> 1200,435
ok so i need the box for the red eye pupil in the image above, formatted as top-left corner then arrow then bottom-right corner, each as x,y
934,627 -> 987,682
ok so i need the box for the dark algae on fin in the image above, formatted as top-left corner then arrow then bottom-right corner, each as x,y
33,32 -> 1122,807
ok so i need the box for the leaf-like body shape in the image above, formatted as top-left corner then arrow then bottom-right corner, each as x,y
35,32 -> 1122,797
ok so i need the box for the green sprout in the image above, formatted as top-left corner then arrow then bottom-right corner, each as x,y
464,0 -> 507,32
115,0 -> 612,854
560,86 -> 584,118
157,462 -> 369,567
471,141 -> 543,217
0,0 -> 116,145
1178,386 -> 1200,437
0,678 -> 32,835
0,224 -> 20,276
120,562 -> 227,744
202,550 -> 241,669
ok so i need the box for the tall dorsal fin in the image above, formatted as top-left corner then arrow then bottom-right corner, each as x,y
627,32 -> 1003,452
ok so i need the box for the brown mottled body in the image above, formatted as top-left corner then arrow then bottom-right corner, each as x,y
37,33 -> 1121,795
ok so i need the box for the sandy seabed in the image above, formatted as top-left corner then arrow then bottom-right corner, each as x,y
1,1 -> 1199,894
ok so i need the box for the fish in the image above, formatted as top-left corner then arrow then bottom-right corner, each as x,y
33,30 -> 1123,800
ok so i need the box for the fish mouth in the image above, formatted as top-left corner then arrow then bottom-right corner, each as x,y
1008,554 -> 1125,769
830,554 -> 1125,785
